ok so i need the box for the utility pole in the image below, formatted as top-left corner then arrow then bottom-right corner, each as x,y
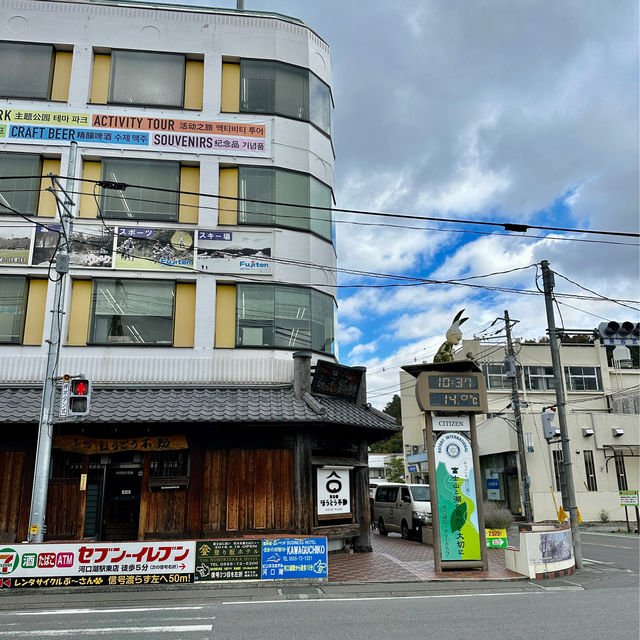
504,310 -> 532,522
540,260 -> 583,569
28,142 -> 77,543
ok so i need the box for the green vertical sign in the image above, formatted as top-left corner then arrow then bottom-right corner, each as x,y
434,432 -> 481,561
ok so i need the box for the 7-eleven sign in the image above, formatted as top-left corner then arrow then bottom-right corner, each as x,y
0,549 -> 19,574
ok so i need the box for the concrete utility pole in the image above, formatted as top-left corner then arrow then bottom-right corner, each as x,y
504,310 -> 532,522
28,142 -> 77,543
540,260 -> 583,569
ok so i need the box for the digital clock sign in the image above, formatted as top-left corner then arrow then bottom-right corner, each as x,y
415,371 -> 487,413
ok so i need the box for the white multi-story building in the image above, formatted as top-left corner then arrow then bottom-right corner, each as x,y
400,337 -> 639,522
0,0 -> 396,548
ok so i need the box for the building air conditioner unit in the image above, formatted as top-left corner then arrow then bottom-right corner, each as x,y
581,428 -> 594,437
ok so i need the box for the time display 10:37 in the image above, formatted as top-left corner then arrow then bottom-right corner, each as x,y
427,375 -> 479,390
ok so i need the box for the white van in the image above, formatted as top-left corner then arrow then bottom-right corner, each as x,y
373,483 -> 431,539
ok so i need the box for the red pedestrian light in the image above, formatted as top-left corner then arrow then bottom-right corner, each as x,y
68,379 -> 91,415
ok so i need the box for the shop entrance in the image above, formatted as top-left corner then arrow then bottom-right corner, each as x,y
101,458 -> 143,540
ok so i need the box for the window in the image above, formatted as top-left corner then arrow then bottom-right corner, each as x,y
482,363 -> 522,390
524,365 -> 557,391
236,284 -> 335,354
90,279 -> 175,345
0,153 -> 41,214
583,450 -> 597,491
614,452 -> 628,490
238,167 -> 332,240
109,50 -> 185,107
0,276 -> 27,343
564,366 -> 602,392
240,60 -> 332,135
150,451 -> 189,478
552,449 -> 563,492
100,159 -> 179,221
0,42 -> 54,99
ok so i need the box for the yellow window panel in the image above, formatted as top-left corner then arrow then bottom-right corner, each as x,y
221,62 -> 240,112
184,60 -> 204,110
173,283 -> 196,347
178,166 -> 199,224
67,280 -> 92,346
215,284 -> 236,348
51,51 -> 73,102
22,279 -> 48,345
79,161 -> 101,218
218,167 -> 238,225
90,53 -> 111,104
37,158 -> 61,218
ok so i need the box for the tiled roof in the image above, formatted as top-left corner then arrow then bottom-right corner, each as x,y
0,386 -> 400,432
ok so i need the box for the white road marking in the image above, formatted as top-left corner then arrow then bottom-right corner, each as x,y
0,625 -> 212,636
222,591 -> 547,605
583,558 -> 615,565
12,606 -> 204,616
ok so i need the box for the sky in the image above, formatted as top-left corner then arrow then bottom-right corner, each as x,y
185,0 -> 639,408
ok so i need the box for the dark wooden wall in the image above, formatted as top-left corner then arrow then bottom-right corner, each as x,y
0,450 -> 25,541
201,448 -> 294,534
45,479 -> 82,539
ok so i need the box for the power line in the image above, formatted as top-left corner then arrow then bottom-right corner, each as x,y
2,173 -> 639,240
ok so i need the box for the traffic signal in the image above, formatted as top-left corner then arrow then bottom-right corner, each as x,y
68,378 -> 91,416
541,410 -> 558,441
595,321 -> 639,346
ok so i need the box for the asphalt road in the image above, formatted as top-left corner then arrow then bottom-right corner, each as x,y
1,586 -> 638,639
0,531 -> 637,639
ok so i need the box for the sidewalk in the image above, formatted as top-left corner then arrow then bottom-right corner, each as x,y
328,532 -> 522,582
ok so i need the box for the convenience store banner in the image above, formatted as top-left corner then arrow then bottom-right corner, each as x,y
0,107 -> 271,158
0,537 -> 327,589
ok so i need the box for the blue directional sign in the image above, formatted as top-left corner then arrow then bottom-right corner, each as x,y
261,538 -> 328,580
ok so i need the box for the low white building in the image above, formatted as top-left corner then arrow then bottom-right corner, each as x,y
400,337 -> 639,522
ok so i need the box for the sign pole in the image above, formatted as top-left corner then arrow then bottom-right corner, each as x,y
28,142 -> 77,543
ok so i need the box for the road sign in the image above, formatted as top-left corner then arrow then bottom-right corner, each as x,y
59,381 -> 70,418
619,490 -> 639,506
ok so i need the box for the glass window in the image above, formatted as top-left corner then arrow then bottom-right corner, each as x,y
564,366 -> 602,391
236,284 -> 335,354
109,50 -> 185,107
552,449 -> 563,492
583,450 -> 597,491
410,486 -> 430,501
0,42 -> 54,99
240,60 -> 331,135
0,276 -> 27,343
614,452 -> 628,490
100,159 -> 179,221
0,153 -> 41,214
238,167 -> 332,241
150,452 -> 189,477
90,279 -> 175,345
309,73 -> 332,135
483,363 -> 522,390
524,365 -> 557,391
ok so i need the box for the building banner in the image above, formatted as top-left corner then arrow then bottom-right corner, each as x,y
261,538 -> 328,579
115,227 -> 194,271
0,542 -> 195,589
434,432 -> 482,561
197,230 -> 272,274
1,107 -> 271,158
0,225 -> 32,266
194,540 -> 261,581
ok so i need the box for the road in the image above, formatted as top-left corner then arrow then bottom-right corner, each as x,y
0,532 -> 637,639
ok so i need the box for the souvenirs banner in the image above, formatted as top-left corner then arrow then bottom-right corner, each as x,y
0,107 -> 271,158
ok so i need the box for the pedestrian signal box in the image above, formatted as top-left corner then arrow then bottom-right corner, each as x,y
68,378 -> 91,416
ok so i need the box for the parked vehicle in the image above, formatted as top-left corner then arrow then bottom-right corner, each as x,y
373,483 -> 431,539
